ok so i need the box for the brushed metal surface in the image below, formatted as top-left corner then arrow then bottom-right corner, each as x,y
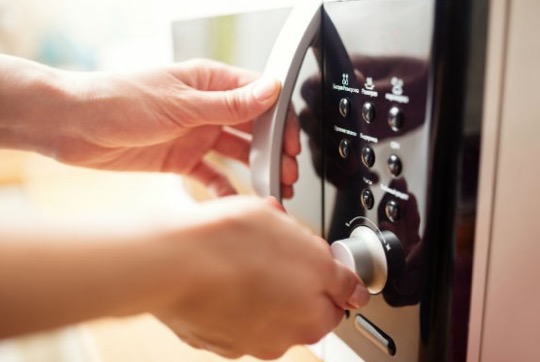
471,1 -> 540,361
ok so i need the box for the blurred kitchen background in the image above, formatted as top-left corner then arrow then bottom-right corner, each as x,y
0,0 -> 190,229
0,0 -> 304,361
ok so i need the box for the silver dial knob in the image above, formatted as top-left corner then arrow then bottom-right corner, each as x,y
331,226 -> 404,295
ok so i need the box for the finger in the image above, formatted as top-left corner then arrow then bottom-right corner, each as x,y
212,128 -> 250,165
264,196 -> 287,213
172,59 -> 260,90
281,154 -> 298,186
281,184 -> 294,200
289,297 -> 344,346
283,106 -> 301,157
315,236 -> 332,251
253,349 -> 289,361
203,346 -> 244,361
326,262 -> 370,310
199,60 -> 260,90
188,160 -> 237,197
318,300 -> 348,337
229,103 -> 300,141
344,282 -> 370,310
189,331 -> 242,360
189,77 -> 280,126
230,121 -> 253,135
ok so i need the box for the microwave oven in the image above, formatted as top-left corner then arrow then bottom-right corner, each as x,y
172,0 -> 540,361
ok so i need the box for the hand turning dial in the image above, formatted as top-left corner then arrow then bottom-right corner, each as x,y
331,226 -> 405,295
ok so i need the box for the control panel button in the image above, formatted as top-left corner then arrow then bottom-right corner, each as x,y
361,146 -> 375,168
387,154 -> 402,177
361,188 -> 374,210
339,98 -> 350,118
339,139 -> 351,159
355,314 -> 396,356
388,106 -> 403,131
385,199 -> 401,222
361,102 -> 376,123
330,227 -> 404,295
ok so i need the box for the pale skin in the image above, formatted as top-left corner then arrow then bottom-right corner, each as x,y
0,54 -> 369,360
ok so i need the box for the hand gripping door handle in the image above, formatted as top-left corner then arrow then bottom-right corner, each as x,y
250,2 -> 321,200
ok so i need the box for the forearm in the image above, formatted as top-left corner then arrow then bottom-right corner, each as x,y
0,224 -> 185,338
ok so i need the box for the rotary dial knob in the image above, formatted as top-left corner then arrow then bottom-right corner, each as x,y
331,226 -> 404,295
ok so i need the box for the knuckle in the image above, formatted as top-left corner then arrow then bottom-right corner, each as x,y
281,156 -> 299,184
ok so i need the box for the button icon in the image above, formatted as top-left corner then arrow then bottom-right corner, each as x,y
391,77 -> 404,95
342,73 -> 349,86
364,77 -> 375,91
361,77 -> 379,98
385,77 -> 409,104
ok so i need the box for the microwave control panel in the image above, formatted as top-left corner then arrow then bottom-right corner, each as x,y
321,1 -> 435,360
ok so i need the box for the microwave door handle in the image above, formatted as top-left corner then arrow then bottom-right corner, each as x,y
250,2 -> 321,200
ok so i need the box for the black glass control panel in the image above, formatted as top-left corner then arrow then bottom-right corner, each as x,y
319,1 -> 435,360
323,32 -> 430,308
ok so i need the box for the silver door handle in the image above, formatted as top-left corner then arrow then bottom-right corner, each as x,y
250,1 -> 321,200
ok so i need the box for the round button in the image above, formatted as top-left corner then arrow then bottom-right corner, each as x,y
330,227 -> 404,295
331,226 -> 388,294
339,98 -> 350,118
387,154 -> 402,177
338,139 -> 351,159
385,200 -> 401,222
361,102 -> 376,123
360,188 -> 374,210
388,106 -> 403,131
361,146 -> 375,168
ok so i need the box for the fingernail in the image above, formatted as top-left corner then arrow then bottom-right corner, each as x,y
348,283 -> 370,309
252,77 -> 279,102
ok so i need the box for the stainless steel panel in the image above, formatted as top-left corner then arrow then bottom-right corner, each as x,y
471,1 -> 540,361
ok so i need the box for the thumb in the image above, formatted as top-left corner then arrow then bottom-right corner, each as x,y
327,262 -> 370,310
263,196 -> 287,213
196,77 -> 281,125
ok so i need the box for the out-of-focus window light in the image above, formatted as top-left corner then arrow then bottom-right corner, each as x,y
0,0 -> 299,71
0,0 -> 174,71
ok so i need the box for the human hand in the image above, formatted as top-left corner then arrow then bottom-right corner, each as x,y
153,196 -> 369,360
70,59 -> 302,197
0,56 -> 300,197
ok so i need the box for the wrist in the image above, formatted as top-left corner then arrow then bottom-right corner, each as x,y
0,55 -> 116,162
0,56 -> 67,153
